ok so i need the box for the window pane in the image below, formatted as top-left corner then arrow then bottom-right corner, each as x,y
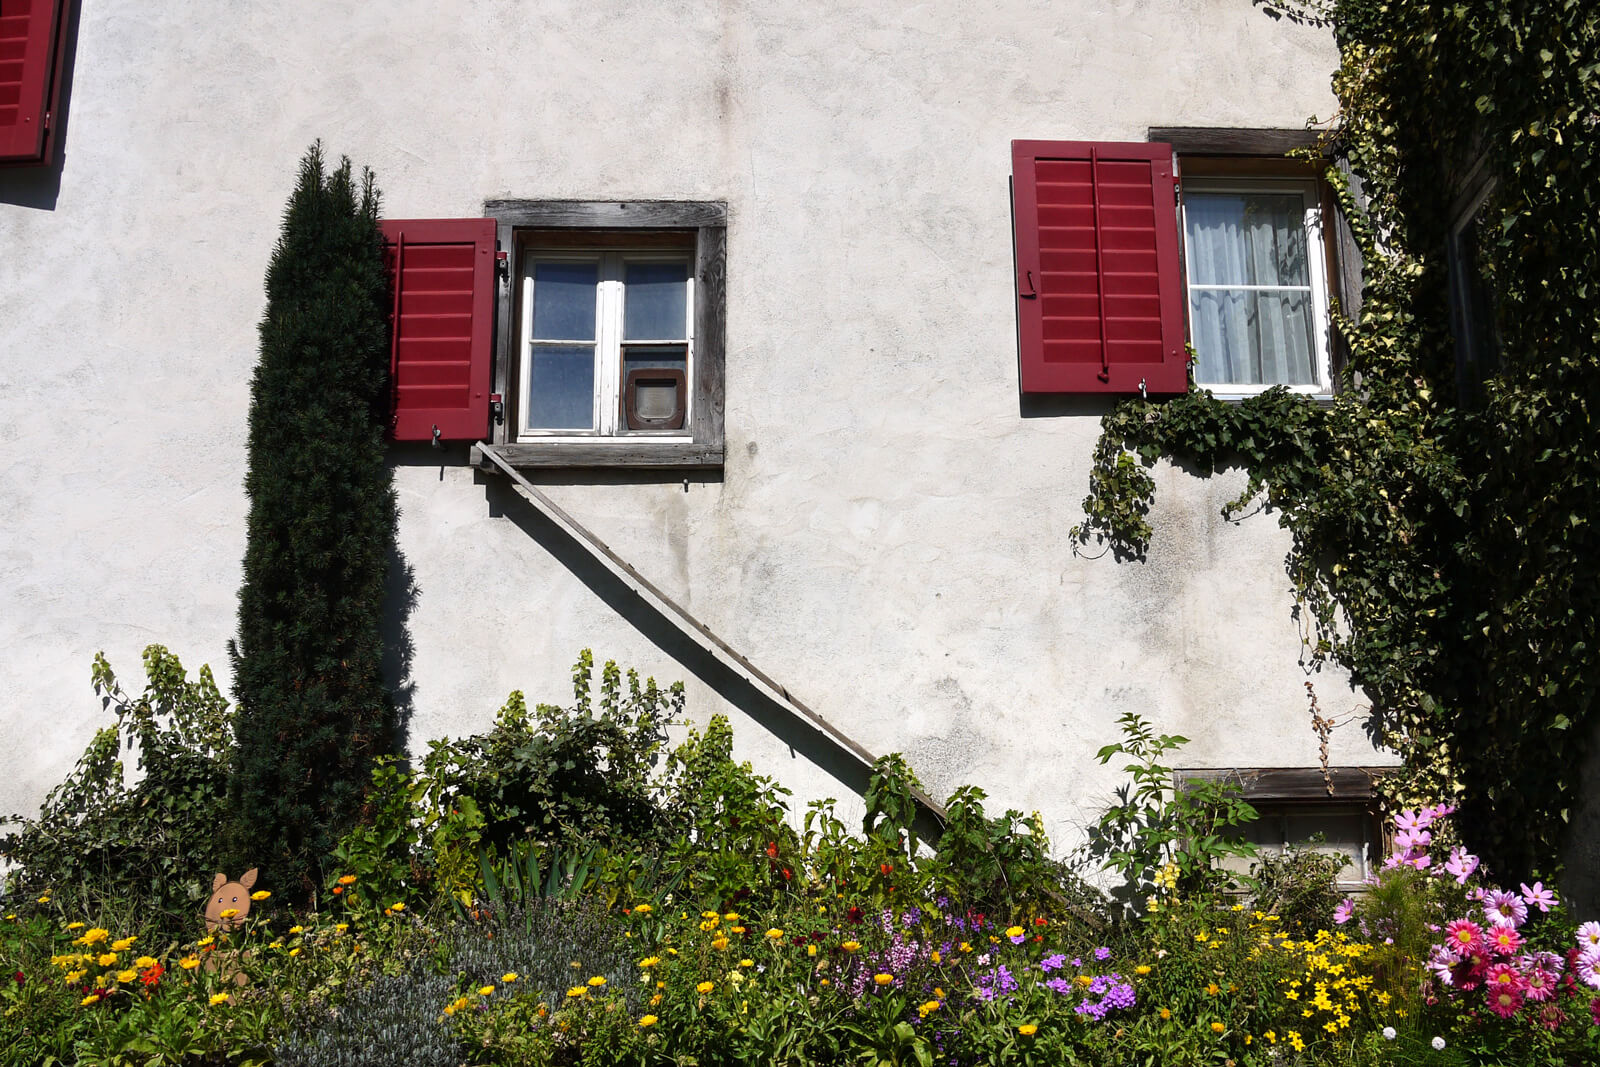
531,262 -> 598,340
1186,192 -> 1309,287
623,261 -> 688,340
527,345 -> 595,429
622,343 -> 688,374
1190,289 -> 1316,386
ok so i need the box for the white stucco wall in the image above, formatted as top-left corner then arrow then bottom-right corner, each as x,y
0,0 -> 1392,849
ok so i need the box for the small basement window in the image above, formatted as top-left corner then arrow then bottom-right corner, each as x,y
1179,767 -> 1389,890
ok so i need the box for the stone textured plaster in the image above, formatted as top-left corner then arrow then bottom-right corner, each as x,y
0,1 -> 1390,852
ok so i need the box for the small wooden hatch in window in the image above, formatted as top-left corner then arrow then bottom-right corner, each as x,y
623,367 -> 687,430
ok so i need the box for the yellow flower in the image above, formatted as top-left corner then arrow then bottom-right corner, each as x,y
588,976 -> 606,987
1206,982 -> 1219,995
1211,1021 -> 1226,1033
179,956 -> 200,970
338,875 -> 357,885
1136,965 -> 1151,975
97,953 -> 118,967
268,940 -> 283,949
390,902 -> 405,912
334,924 -> 348,934
730,925 -> 746,934
930,950 -> 940,964
1264,1030 -> 1276,1044
1005,925 -> 1025,939
819,978 -> 831,987
478,985 -> 495,996
115,969 -> 137,983
80,994 -> 100,1006
696,981 -> 715,994
918,1000 -> 941,1017
502,972 -> 519,983
874,973 -> 894,986
219,909 -> 239,920
739,958 -> 754,968
650,993 -> 663,1006
251,890 -> 271,901
632,904 -> 652,915
197,936 -> 214,947
807,944 -> 818,957
711,936 -> 729,950
111,936 -> 136,951
134,956 -> 157,970
1288,1031 -> 1305,1052
64,969 -> 86,983
65,922 -> 85,930
566,986 -> 586,998
1160,1008 -> 1171,1020
640,957 -> 660,968
959,941 -> 972,953
724,912 -> 740,921
639,1014 -> 658,1027
37,895 -> 50,903
766,928 -> 784,940
289,925 -> 304,934
841,941 -> 861,953
205,993 -> 231,1008
1019,1024 -> 1038,1036
289,947 -> 301,957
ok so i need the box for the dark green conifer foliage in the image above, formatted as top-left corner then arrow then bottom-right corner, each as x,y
228,144 -> 397,899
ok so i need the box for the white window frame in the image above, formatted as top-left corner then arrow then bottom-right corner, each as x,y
1181,176 -> 1334,399
517,249 -> 696,441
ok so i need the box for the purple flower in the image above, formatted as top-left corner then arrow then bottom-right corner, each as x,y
1579,922 -> 1600,952
1484,890 -> 1528,928
1333,898 -> 1356,925
1039,954 -> 1068,973
1045,977 -> 1073,995
1093,946 -> 1111,961
1070,957 -> 1082,968
1520,882 -> 1556,913
1576,950 -> 1600,990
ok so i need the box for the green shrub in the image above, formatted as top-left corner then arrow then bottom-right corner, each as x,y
228,143 -> 399,900
1,646 -> 233,931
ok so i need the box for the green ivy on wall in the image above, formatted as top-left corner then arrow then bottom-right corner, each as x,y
1073,0 -> 1600,885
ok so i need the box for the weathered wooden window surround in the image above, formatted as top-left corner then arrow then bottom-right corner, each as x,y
484,200 -> 726,470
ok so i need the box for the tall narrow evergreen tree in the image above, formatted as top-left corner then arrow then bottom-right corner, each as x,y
228,145 -> 397,898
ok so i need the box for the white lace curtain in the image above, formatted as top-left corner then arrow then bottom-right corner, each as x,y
1185,191 -> 1316,386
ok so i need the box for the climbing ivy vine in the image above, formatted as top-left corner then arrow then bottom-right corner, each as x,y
1073,0 -> 1599,884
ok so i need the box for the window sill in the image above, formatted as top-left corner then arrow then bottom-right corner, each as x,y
472,441 -> 723,471
1199,388 -> 1336,408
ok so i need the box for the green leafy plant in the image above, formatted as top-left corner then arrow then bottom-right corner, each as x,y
1,646 -> 233,930
1082,713 -> 1260,899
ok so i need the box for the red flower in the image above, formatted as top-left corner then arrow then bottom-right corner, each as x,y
12,971 -> 23,985
766,841 -> 779,859
880,863 -> 894,876
1033,917 -> 1048,927
846,906 -> 864,925
781,867 -> 792,881
140,964 -> 163,987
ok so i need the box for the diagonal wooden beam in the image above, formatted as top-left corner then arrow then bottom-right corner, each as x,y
474,443 -> 948,823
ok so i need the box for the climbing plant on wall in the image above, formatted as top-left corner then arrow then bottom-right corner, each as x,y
228,144 -> 399,899
1073,0 -> 1600,886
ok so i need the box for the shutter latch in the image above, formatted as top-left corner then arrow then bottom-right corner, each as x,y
495,250 -> 509,279
489,393 -> 504,425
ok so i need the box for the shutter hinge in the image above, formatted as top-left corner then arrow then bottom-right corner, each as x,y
489,393 -> 505,425
42,110 -> 50,132
495,250 -> 509,279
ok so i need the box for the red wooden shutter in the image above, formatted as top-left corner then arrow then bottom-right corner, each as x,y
0,0 -> 69,165
1012,140 -> 1187,395
381,218 -> 496,442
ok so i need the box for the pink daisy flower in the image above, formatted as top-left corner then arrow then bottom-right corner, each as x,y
1428,945 -> 1459,987
1487,923 -> 1523,957
1591,996 -> 1600,1026
1483,890 -> 1528,927
1577,921 -> 1600,952
1577,950 -> 1600,990
1531,950 -> 1565,975
1485,961 -> 1525,992
1486,984 -> 1524,1019
1536,1003 -> 1564,1031
1519,881 -> 1557,913
1523,966 -> 1559,1003
1446,919 -> 1484,953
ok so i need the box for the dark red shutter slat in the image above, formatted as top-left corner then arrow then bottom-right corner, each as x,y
1013,140 -> 1187,395
381,218 -> 496,442
0,0 -> 68,165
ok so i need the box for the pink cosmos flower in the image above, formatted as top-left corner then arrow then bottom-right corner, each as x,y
1424,803 -> 1456,821
1446,919 -> 1484,953
1487,922 -> 1524,957
1577,921 -> 1600,952
1487,984 -> 1524,1019
1332,898 -> 1355,925
1483,890 -> 1528,927
1519,881 -> 1557,913
1393,809 -> 1425,834
1395,827 -> 1433,854
1443,847 -> 1479,885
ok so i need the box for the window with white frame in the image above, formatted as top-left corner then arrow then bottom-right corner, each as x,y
1182,176 -> 1333,395
519,237 -> 695,438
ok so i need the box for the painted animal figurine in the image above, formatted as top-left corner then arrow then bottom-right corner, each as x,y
204,869 -> 259,931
